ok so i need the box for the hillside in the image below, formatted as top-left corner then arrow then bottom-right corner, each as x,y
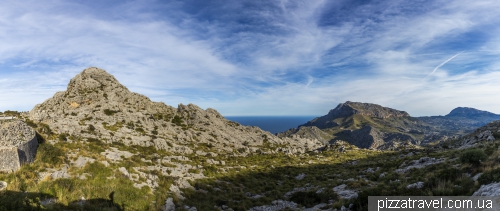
278,101 -> 432,150
29,67 -> 322,155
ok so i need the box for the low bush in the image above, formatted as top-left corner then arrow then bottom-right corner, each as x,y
36,143 -> 67,167
459,149 -> 487,165
289,191 -> 330,208
478,168 -> 500,185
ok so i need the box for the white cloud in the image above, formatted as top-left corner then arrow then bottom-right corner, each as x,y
1,0 -> 500,117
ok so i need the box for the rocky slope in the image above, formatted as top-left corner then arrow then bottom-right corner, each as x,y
454,120 -> 500,148
29,67 -> 323,155
278,101 -> 432,150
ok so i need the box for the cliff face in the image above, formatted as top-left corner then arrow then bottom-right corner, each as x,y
29,67 -> 323,155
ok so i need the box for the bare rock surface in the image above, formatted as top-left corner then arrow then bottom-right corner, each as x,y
395,157 -> 445,173
162,198 -> 175,211
101,147 -> 134,162
472,182 -> 500,196
0,181 -> 7,191
407,181 -> 424,189
72,156 -> 96,168
333,184 -> 358,200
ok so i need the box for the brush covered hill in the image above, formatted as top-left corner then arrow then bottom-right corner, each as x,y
418,107 -> 500,135
29,67 -> 322,155
278,101 -> 433,150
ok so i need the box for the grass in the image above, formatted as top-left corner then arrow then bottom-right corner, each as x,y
1,115 -> 499,210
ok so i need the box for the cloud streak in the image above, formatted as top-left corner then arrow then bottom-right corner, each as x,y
1,0 -> 500,116
426,51 -> 464,78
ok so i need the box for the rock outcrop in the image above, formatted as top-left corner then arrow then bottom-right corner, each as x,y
276,126 -> 332,144
0,120 -> 38,172
472,182 -> 500,196
29,67 -> 323,155
457,121 -> 500,148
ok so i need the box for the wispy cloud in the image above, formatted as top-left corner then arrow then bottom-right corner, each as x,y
1,0 -> 500,116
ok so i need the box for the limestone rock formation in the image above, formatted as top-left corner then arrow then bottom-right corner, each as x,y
276,126 -> 332,144
0,120 -> 38,172
472,182 -> 500,196
457,121 -> 500,148
29,67 -> 323,155
0,181 -> 7,191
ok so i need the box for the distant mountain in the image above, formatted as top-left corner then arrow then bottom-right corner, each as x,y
446,107 -> 500,119
278,101 -> 431,150
418,107 -> 500,135
280,102 -> 500,150
300,101 -> 410,129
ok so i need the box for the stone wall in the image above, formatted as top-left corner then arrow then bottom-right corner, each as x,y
0,121 -> 38,173
0,148 -> 21,173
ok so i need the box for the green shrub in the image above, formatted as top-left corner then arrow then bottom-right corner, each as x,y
171,115 -> 185,126
36,143 -> 67,167
478,168 -> 500,185
459,149 -> 487,165
58,133 -> 68,142
103,109 -> 118,116
437,168 -> 461,181
289,191 -> 331,208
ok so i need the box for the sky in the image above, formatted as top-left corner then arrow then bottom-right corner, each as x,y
1,0 -> 500,117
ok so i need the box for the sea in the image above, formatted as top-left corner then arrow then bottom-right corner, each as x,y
225,116 -> 317,134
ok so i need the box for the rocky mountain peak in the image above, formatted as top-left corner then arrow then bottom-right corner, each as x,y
446,107 -> 499,118
328,101 -> 410,119
29,67 -> 323,156
66,67 -> 127,95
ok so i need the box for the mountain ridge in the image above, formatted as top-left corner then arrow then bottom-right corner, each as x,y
29,67 -> 322,155
278,101 -> 429,150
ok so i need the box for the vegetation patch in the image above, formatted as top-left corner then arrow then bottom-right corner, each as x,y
103,109 -> 119,116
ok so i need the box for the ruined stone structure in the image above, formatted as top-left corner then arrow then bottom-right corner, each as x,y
0,120 -> 38,172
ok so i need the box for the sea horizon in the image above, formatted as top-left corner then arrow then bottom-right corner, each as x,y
225,116 -> 318,134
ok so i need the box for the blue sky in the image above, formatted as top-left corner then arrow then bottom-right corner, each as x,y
1,0 -> 500,116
